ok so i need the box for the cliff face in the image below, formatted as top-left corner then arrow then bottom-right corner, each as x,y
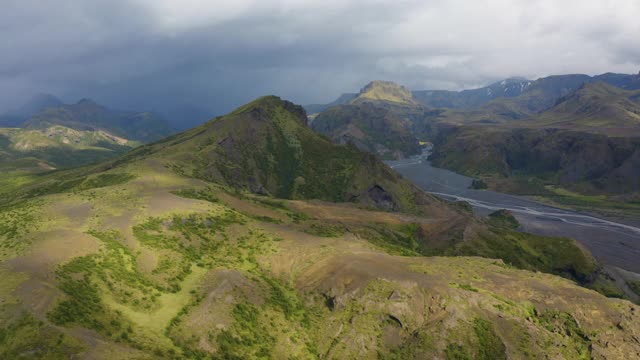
431,127 -> 640,194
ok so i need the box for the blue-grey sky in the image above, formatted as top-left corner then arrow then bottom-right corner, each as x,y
1,0 -> 639,122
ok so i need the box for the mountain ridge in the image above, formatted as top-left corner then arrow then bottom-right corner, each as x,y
1,95 -> 637,358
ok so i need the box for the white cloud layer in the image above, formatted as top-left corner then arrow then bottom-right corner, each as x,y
0,0 -> 638,116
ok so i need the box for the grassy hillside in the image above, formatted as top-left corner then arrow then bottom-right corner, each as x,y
0,96 -> 637,359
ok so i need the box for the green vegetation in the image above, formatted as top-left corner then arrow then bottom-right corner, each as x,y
473,318 -> 507,360
454,283 -> 479,292
445,343 -> 470,360
216,277 -> 317,359
449,227 -> 599,284
0,312 -> 85,359
627,280 -> 640,297
535,310 -> 592,358
1,169 -> 135,203
47,230 -> 158,338
304,222 -> 346,238
0,200 -> 42,258
134,95 -> 434,215
354,223 -> 422,256
171,187 -> 220,203
470,179 -> 488,190
487,209 -> 520,229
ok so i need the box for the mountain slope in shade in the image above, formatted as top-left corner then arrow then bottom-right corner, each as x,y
24,99 -> 175,142
304,93 -> 357,115
413,77 -> 533,109
311,81 -> 429,159
312,102 -> 421,160
0,95 -> 637,358
531,82 -> 640,135
414,72 -> 640,113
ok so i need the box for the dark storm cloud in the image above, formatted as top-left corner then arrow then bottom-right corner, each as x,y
1,0 -> 639,120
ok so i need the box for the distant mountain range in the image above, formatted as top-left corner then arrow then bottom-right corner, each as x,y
308,71 -> 640,219
307,71 -> 640,115
0,95 -> 176,173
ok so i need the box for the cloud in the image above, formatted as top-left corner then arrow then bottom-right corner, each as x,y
0,0 -> 638,120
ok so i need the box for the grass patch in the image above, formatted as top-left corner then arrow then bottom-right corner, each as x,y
171,187 -> 220,203
454,283 -> 479,292
304,222 -> 346,238
627,280 -> 640,297
446,343 -> 471,360
0,312 -> 85,359
0,200 -> 42,258
473,318 -> 507,360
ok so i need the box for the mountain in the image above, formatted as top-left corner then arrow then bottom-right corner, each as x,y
112,96 -> 443,214
531,82 -> 640,135
594,71 -> 640,90
311,81 -> 428,159
312,103 -> 421,159
0,125 -> 136,172
23,99 -> 175,142
304,80 -> 419,116
413,77 -> 533,109
429,84 -> 640,218
1,95 -> 636,358
304,93 -> 357,115
414,72 -> 640,113
351,80 -> 419,106
0,93 -> 64,127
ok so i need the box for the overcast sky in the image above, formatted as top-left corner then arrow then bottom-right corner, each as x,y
1,0 -> 639,120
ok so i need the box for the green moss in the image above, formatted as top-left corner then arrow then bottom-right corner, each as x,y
217,303 -> 276,359
446,343 -> 471,360
473,318 -> 506,360
0,200 -> 42,258
536,310 -> 591,358
77,172 -> 136,190
0,312 -> 85,359
304,222 -> 346,238
355,223 -> 422,256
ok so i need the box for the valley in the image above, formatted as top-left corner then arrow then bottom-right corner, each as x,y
388,151 -> 640,274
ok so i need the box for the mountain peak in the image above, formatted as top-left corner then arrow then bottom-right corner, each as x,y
14,93 -> 63,116
229,95 -> 308,126
353,80 -> 417,105
75,98 -> 99,106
